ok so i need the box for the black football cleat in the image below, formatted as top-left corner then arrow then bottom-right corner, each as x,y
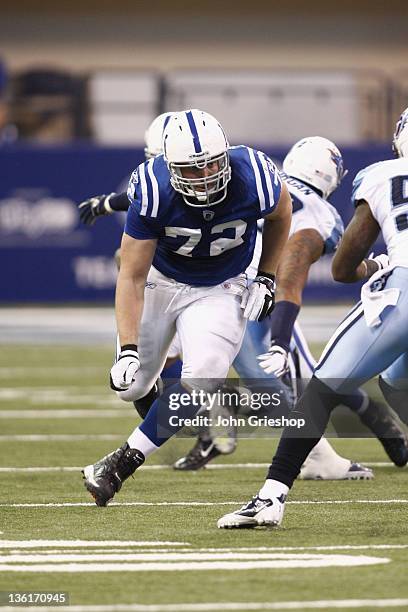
173,437 -> 223,471
82,444 -> 145,506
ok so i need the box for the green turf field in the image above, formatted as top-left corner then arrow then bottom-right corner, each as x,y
0,345 -> 407,612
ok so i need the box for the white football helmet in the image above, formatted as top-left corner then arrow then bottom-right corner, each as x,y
392,107 -> 408,158
282,136 -> 347,199
144,112 -> 174,159
163,109 -> 231,207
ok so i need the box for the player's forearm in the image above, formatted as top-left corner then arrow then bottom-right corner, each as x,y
276,230 -> 323,305
257,216 -> 291,276
115,274 -> 145,346
332,259 -> 375,283
332,201 -> 380,283
109,192 -> 130,212
276,280 -> 304,305
257,185 -> 292,275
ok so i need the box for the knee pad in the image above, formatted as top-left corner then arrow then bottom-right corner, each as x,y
132,379 -> 163,419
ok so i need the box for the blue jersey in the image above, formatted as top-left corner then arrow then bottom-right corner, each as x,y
125,146 -> 282,286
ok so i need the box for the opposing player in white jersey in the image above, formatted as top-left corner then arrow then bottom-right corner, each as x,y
82,108 -> 293,507
218,108 -> 408,529
176,138 -> 407,476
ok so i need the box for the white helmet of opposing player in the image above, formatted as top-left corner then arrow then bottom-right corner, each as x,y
144,112 -> 174,159
163,109 -> 231,207
392,107 -> 408,158
283,136 -> 347,199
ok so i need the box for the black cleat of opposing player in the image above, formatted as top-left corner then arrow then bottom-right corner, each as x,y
173,437 -> 222,471
359,400 -> 408,467
82,444 -> 145,506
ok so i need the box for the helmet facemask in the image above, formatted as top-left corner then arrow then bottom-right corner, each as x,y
163,109 -> 231,208
169,150 -> 231,207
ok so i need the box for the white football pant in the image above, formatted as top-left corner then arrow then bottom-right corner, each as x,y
117,266 -> 247,401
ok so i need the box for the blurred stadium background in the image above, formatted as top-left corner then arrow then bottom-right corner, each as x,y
1,0 -> 408,307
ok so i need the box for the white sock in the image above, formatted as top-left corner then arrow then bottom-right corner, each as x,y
127,428 -> 159,459
259,479 -> 289,500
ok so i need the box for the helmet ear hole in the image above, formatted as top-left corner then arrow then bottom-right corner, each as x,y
282,136 -> 346,199
163,109 -> 231,207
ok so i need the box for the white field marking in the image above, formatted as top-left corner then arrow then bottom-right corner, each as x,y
0,540 -> 188,549
1,599 -> 408,612
0,540 -> 408,560
0,552 -> 394,564
0,467 -> 84,473
0,388 -> 115,404
0,554 -> 390,572
1,499 -> 408,508
195,462 -> 397,469
0,501 -> 242,507
0,462 -> 396,472
0,366 -> 105,377
0,434 -> 122,441
0,409 -> 133,418
6,544 -> 408,555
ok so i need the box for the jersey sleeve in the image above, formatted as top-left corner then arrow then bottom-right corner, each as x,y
321,207 -> 344,254
351,163 -> 382,211
124,164 -> 162,240
109,191 -> 130,212
247,148 -> 282,217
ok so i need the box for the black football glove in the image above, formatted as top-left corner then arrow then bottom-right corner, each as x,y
78,193 -> 115,226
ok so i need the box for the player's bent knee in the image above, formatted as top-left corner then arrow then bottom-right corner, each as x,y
116,383 -> 153,402
182,356 -> 231,392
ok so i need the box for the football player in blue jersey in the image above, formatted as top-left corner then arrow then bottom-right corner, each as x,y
82,108 -> 293,506
79,110 -> 184,389
217,108 -> 408,529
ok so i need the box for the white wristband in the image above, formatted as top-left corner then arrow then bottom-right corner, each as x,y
103,193 -> 115,214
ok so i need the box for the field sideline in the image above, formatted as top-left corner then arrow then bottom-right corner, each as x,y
0,343 -> 407,611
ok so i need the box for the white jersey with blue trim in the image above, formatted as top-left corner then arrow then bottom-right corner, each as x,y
247,173 -> 343,279
352,157 -> 408,267
124,145 -> 282,286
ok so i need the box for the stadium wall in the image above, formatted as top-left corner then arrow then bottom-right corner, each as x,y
1,1 -> 408,74
0,144 -> 389,304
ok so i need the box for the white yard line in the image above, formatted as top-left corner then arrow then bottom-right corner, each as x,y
0,555 -> 390,572
0,540 -> 187,548
0,434 -> 122,441
0,410 -> 133,418
1,600 -> 408,612
0,543 -> 406,552
0,367 -> 105,376
0,462 -> 397,472
0,552 -> 392,563
0,499 -> 407,508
